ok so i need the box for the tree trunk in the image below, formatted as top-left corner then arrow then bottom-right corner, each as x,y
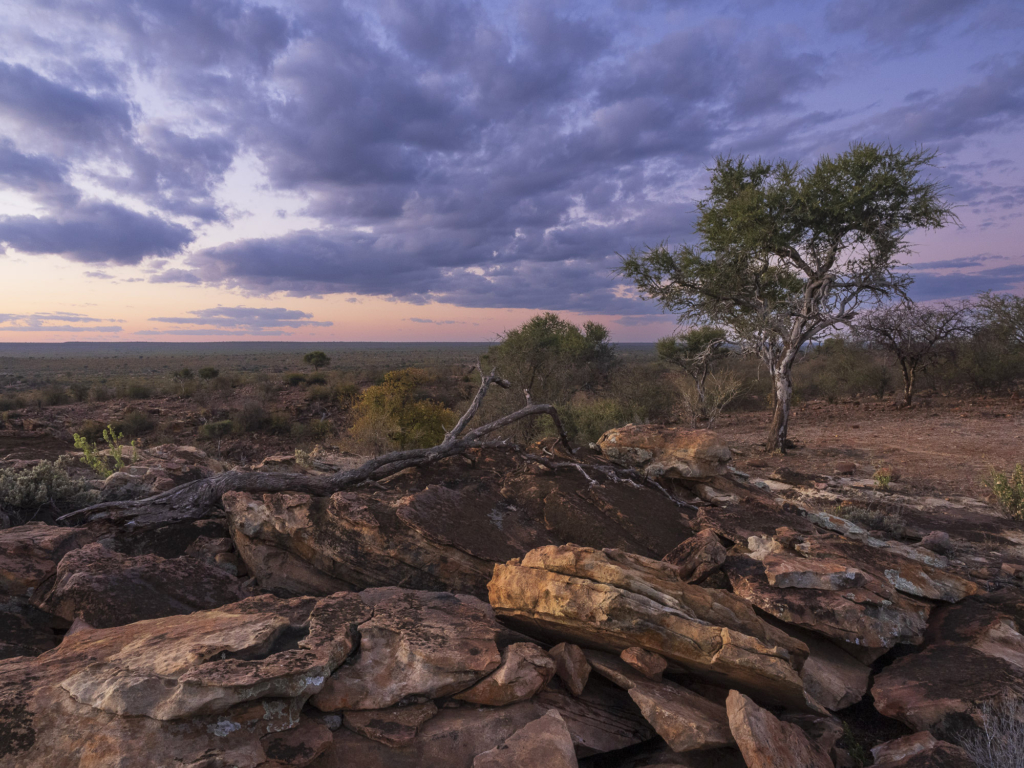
901,362 -> 915,407
766,356 -> 796,454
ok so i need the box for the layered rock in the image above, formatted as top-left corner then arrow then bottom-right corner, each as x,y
662,529 -> 727,584
725,690 -> 833,768
596,425 -> 731,480
35,542 -> 253,628
871,732 -> 975,767
455,642 -> 555,707
471,709 -> 577,768
0,523 -> 95,597
488,544 -> 817,711
549,642 -> 591,697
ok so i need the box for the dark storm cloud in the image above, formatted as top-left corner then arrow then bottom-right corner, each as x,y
0,202 -> 194,264
149,306 -> 333,331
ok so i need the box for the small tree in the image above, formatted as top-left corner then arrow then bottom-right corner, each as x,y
349,368 -> 455,453
854,300 -> 971,406
619,143 -> 955,452
977,291 -> 1024,347
198,367 -> 219,380
656,327 -> 730,427
303,351 -> 330,371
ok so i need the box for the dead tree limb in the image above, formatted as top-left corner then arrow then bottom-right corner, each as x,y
59,368 -> 575,527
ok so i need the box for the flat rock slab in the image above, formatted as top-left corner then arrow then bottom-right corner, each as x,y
343,701 -> 439,747
695,504 -> 818,544
0,523 -> 95,597
455,642 -> 555,707
36,542 -> 254,628
587,650 -> 733,753
597,425 -> 731,480
489,545 -> 816,712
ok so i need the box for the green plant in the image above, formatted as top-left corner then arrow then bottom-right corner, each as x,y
985,464 -> 1024,520
306,373 -> 328,385
116,409 -> 156,437
285,373 -> 308,386
349,368 -> 455,453
840,722 -> 870,768
0,455 -> 98,521
873,467 -> 893,491
304,351 -> 330,371
69,381 -> 91,402
0,394 -> 25,411
123,381 -> 152,399
41,385 -> 70,406
201,420 -> 234,439
232,401 -> 270,433
72,425 -> 138,478
198,367 -> 220,380
306,384 -> 334,403
336,383 -> 360,407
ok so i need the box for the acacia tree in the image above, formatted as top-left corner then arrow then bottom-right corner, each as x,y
303,351 -> 330,371
854,300 -> 971,406
977,291 -> 1024,346
656,327 -> 730,427
619,143 -> 955,452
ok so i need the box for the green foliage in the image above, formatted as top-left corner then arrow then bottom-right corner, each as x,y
116,409 -> 156,437
232,401 -> 271,433
69,381 -> 91,402
873,467 -> 892,491
72,425 -> 137,478
985,464 -> 1024,521
656,327 -> 727,366
41,385 -> 70,406
336,383 -> 360,407
198,367 -> 220,380
123,381 -> 153,399
76,419 -> 106,442
0,455 -> 98,520
285,373 -> 308,386
306,373 -> 328,385
304,351 -> 330,371
201,420 -> 234,439
173,368 -> 194,381
349,367 -> 455,453
0,394 -> 25,411
306,384 -> 334,403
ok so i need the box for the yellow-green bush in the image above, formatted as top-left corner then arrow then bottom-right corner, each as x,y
349,368 -> 455,454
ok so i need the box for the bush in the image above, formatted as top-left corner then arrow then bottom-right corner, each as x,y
610,364 -> 675,425
561,399 -> 624,444
985,464 -> 1024,520
304,351 -> 330,371
0,394 -> 25,411
116,409 -> 156,437
307,373 -> 328,385
232,401 -> 270,433
306,384 -> 334,403
201,420 -> 234,439
76,419 -> 106,442
123,381 -> 152,399
336,383 -> 360,407
349,368 -> 455,453
198,367 -> 220,380
285,373 -> 308,386
0,455 -> 98,521
92,385 -> 114,402
69,381 -> 91,402
40,385 -> 70,406
72,425 -> 137,479
958,696 -> 1024,768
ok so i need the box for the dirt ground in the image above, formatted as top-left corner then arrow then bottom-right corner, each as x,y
715,393 -> 1024,500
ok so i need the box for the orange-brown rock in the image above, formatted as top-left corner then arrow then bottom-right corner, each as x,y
871,731 -> 975,767
663,529 -> 727,583
488,545 -> 816,712
725,690 -> 833,768
343,701 -> 439,747
597,425 -> 731,480
549,642 -> 591,697
471,709 -> 578,768
310,589 -> 505,711
35,542 -> 253,628
620,646 -> 668,680
0,596 -> 68,659
587,650 -> 734,753
455,642 -> 555,706
0,523 -> 95,597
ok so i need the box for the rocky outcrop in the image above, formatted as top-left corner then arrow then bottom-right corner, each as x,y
662,529 -> 727,583
488,544 -> 817,712
471,709 -> 578,768
455,642 -> 555,706
871,732 -> 975,767
587,650 -> 734,753
549,641 -> 591,697
725,690 -> 833,768
597,425 -> 731,480
620,646 -> 668,680
0,523 -> 95,597
343,701 -> 439,747
35,542 -> 253,628
0,596 -> 68,659
223,451 -> 692,600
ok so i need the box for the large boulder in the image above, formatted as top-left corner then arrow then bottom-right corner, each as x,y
488,544 -> 817,712
0,592 -> 366,767
0,596 -> 68,659
0,523 -> 95,597
597,425 -> 731,480
871,732 -> 975,767
35,542 -> 254,628
471,709 -> 577,768
725,690 -> 833,768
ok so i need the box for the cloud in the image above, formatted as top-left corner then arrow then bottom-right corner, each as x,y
911,254 -> 1008,269
825,0 -> 987,52
149,268 -> 202,284
0,201 -> 194,264
0,311 -> 121,332
909,262 -> 1024,300
148,305 -> 333,331
407,317 -> 464,325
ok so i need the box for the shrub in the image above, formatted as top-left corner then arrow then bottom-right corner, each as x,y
124,381 -> 152,399
307,373 -> 328,385
92,385 -> 114,402
306,384 -> 334,403
958,696 -> 1024,768
198,367 -> 220,380
232,401 -> 270,433
0,394 -> 25,411
561,399 -> 624,444
310,418 -> 334,441
873,467 -> 893,491
265,411 -> 292,435
285,373 -> 308,386
610,364 -> 675,425
41,385 -> 70,406
304,351 -> 330,371
116,409 -> 156,437
76,419 -> 106,442
985,464 -> 1024,520
0,455 -> 98,521
72,425 -> 137,478
201,420 -> 234,439
349,368 -> 455,453
69,381 -> 91,402
336,383 -> 360,407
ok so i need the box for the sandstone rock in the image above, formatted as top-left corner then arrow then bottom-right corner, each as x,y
471,709 -> 578,768
35,542 -> 253,628
232,526 -> 355,598
0,522 -> 95,597
725,554 -> 930,653
696,504 -> 818,544
310,589 -> 504,711
918,531 -> 953,555
488,545 -> 816,712
0,595 -> 68,659
872,590 -> 1024,735
782,623 -> 870,711
534,676 -> 656,755
834,463 -> 857,476
587,650 -> 734,753
343,701 -> 439,746
762,553 -> 868,591
455,642 -> 555,706
871,732 -> 974,767
550,642 -> 591,697
725,690 -> 832,768
597,425 -> 731,480
621,646 -> 668,680
0,592 -> 367,767
662,529 -> 727,583
780,712 -> 844,756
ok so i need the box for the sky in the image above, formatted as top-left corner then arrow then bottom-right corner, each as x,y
0,0 -> 1022,342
